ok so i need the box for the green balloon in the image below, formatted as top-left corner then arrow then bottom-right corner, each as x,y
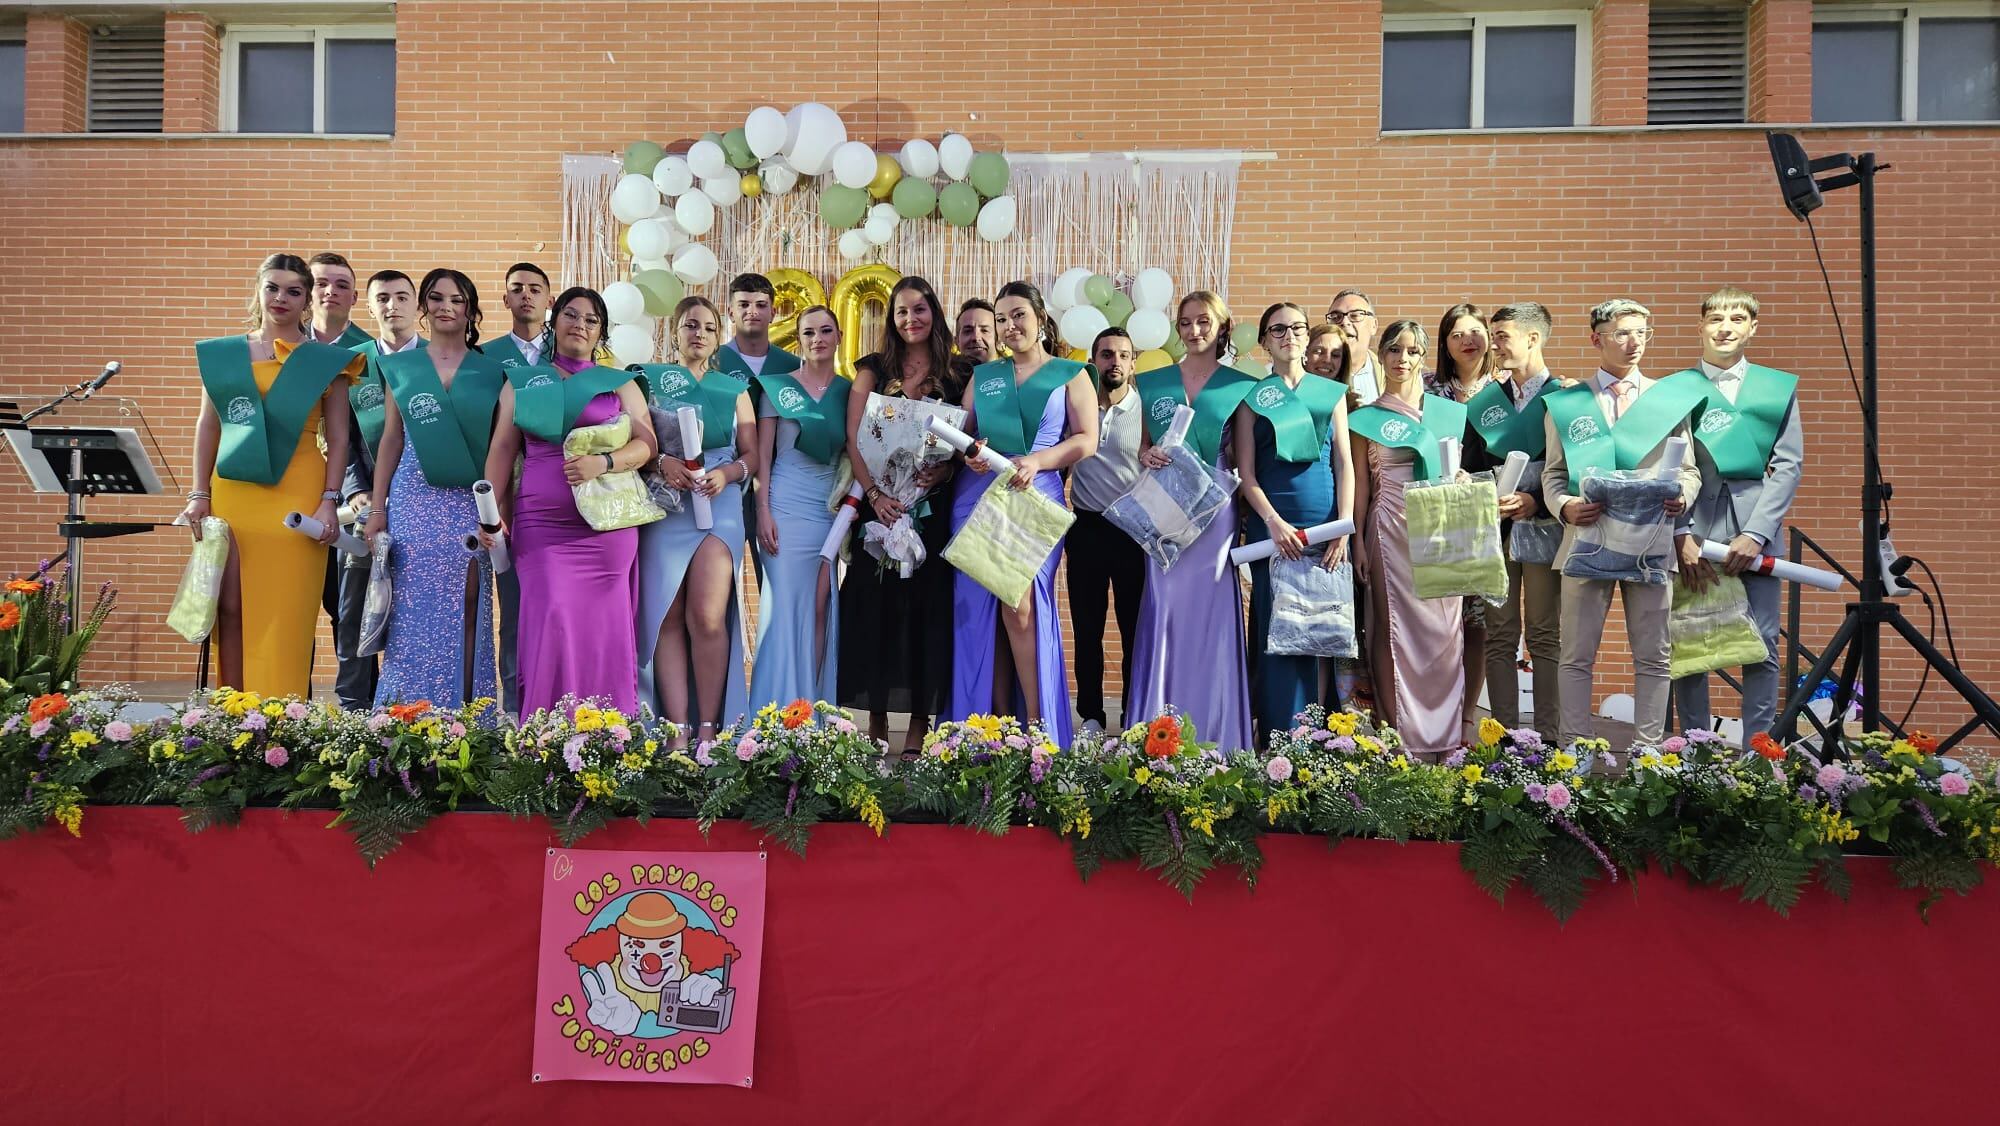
1164,333 -> 1187,361
938,182 -> 980,227
624,140 -> 664,177
633,269 -> 684,317
700,131 -> 723,147
1081,274 -> 1113,309
820,184 -> 868,229
967,151 -> 1010,199
1230,321 -> 1260,361
1102,290 -> 1134,326
722,127 -> 756,170
891,176 -> 938,219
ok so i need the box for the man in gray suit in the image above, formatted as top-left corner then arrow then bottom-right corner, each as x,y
1670,287 -> 1805,743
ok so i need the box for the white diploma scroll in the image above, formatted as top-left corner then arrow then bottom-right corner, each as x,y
472,479 -> 512,574
821,481 -> 866,562
1698,540 -> 1845,591
1230,518 -> 1358,565
1494,450 -> 1531,498
1658,437 -> 1689,477
924,415 -> 1014,474
284,511 -> 367,557
676,405 -> 713,530
1437,437 -> 1462,481
1161,404 -> 1194,449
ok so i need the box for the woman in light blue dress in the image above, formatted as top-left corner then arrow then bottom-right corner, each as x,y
634,295 -> 756,745
749,305 -> 848,708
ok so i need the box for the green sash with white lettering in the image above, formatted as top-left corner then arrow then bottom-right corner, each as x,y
329,323 -> 373,350
1136,364 -> 1258,464
481,332 -> 543,370
753,371 -> 850,465
971,358 -> 1081,458
347,337 -> 426,456
634,365 -> 748,453
194,336 -> 354,486
1246,375 -> 1346,462
1543,371 -> 1708,492
1675,364 -> 1799,480
510,363 -> 635,445
1465,377 -> 1558,459
714,343 -> 801,380
380,349 -> 505,488
1348,394 -> 1467,481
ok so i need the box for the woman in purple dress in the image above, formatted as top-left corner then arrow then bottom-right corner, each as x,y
949,281 -> 1098,745
480,288 -> 656,718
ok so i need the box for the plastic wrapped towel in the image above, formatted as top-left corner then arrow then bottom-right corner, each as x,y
1560,470 -> 1681,585
564,413 -> 666,532
1404,472 -> 1508,603
356,533 -> 394,657
1101,444 -> 1237,571
1266,555 -> 1358,658
1509,517 -> 1562,566
1669,574 -> 1771,679
941,467 -> 1076,609
643,406 -> 688,515
166,517 -> 231,644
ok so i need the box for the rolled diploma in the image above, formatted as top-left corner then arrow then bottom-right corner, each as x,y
1657,437 -> 1689,477
821,481 -> 865,562
1230,518 -> 1357,565
472,479 -> 512,574
336,502 -> 361,526
1438,437 -> 1462,481
1699,539 -> 1844,591
285,511 -> 367,557
1494,450 -> 1531,498
678,405 -> 713,530
1161,404 -> 1194,449
924,415 -> 1014,474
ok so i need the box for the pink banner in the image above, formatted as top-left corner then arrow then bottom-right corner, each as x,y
531,848 -> 767,1085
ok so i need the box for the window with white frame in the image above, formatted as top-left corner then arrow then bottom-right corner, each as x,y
1382,12 -> 1592,130
0,33 -> 24,133
1812,4 -> 1999,122
222,25 -> 394,134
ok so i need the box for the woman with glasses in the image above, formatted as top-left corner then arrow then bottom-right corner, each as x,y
1424,302 -> 1496,738
480,287 -> 656,717
1232,303 -> 1355,742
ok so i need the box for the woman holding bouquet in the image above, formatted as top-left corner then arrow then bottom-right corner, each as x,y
1233,302 -> 1355,743
363,268 -> 505,707
748,305 -> 848,709
837,276 -> 961,751
180,252 -> 363,697
480,287 -> 654,717
633,295 -> 757,745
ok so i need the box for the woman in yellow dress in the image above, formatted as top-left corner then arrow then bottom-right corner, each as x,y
179,252 -> 363,697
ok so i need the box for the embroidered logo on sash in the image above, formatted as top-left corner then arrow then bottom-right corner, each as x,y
1148,397 -> 1177,423
354,382 -> 384,409
1253,385 -> 1286,409
1479,404 -> 1509,428
523,373 -> 556,389
977,377 -> 1007,396
1379,418 -> 1412,442
657,371 -> 691,398
408,392 -> 443,421
225,396 -> 255,424
1566,416 -> 1601,444
1698,407 -> 1732,435
776,386 -> 807,413
500,357 -> 520,367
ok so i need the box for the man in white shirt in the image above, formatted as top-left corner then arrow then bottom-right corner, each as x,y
306,252 -> 372,349
1066,327 -> 1146,733
1324,289 -> 1381,405
484,262 -> 552,369
714,273 -> 798,379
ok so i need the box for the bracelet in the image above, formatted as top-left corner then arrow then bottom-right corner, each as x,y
602,453 -> 615,474
320,489 -> 341,502
186,489 -> 210,502
734,458 -> 749,482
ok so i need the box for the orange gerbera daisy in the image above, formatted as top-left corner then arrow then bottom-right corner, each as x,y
1750,731 -> 1784,761
780,699 -> 813,729
1144,716 -> 1180,758
387,701 -> 433,723
0,601 -> 19,630
28,693 -> 69,722
5,579 -> 43,594
1908,730 -> 1939,755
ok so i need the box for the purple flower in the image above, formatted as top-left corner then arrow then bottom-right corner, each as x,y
191,763 -> 232,785
1796,784 -> 1820,802
1907,798 -> 1945,836
1331,735 -> 1356,753
1524,754 -> 1543,767
367,757 -> 381,778
0,716 -> 16,736
971,751 -> 994,766
181,735 -> 202,751
1525,782 -> 1547,802
1510,728 -> 1545,748
1019,793 -> 1037,810
562,734 -> 587,773
399,768 -> 417,796
1815,764 -> 1847,792
284,701 -> 311,721
29,718 -> 51,738
366,713 -> 393,733
239,712 -> 267,731
1442,748 -> 1467,769
1939,772 -> 1970,797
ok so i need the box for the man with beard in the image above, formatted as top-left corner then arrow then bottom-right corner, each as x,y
1067,327 -> 1147,734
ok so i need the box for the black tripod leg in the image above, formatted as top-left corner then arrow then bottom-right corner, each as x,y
1885,608 -> 2000,746
1774,610 -> 1858,752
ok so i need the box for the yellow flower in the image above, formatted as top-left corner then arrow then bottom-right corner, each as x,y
620,752 -> 646,771
1661,753 -> 1681,768
1326,711 -> 1358,737
149,738 -> 178,762
1550,751 -> 1577,772
1186,805 -> 1218,837
1038,742 -> 1060,757
1478,717 -> 1507,746
574,707 -> 604,732
1134,766 -> 1154,786
1390,755 -> 1410,772
328,774 -> 357,792
69,730 -> 100,750
1344,761 -> 1362,775
231,732 -> 253,751
1356,735 -> 1382,755
1635,752 -> 1661,770
645,739 -> 660,756
966,714 -> 1003,742
1460,764 -> 1484,784
261,700 -> 284,718
54,803 -> 83,837
581,770 -> 617,799
1297,767 -> 1313,784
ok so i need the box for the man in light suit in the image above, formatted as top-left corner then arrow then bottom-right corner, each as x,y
1542,299 -> 1703,744
1670,287 -> 1805,743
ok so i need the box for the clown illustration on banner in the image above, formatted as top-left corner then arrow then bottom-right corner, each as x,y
532,848 -> 767,1085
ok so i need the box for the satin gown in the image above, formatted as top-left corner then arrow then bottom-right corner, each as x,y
1364,394 -> 1465,754
1244,414 -> 1339,741
636,415 -> 749,727
748,403 -> 840,708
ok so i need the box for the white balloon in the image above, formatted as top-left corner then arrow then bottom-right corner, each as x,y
672,243 -> 719,286
633,255 -> 670,275
608,323 -> 656,367
1125,308 -> 1171,352
898,138 -> 940,179
650,155 -> 694,199
1058,305 -> 1111,351
702,174 -> 742,208
760,160 -> 798,195
626,218 -> 671,261
788,103 -> 847,176
938,133 -> 974,180
685,139 -> 728,181
831,141 -> 878,190
1050,267 -> 1092,313
975,195 -> 1016,242
660,219 -> 690,254
837,229 -> 872,262
1130,268 -> 1176,312
783,103 -> 808,155
745,106 -> 787,159
868,202 -> 899,224
863,214 -> 897,247
604,281 -> 646,325
674,191 -> 716,237
610,174 -> 661,225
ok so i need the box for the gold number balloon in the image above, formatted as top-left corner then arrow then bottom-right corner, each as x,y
828,263 -> 902,378
764,267 -> 826,355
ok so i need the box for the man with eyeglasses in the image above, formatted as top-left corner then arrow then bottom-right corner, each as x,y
1540,299 -> 1704,744
1324,290 -> 1382,406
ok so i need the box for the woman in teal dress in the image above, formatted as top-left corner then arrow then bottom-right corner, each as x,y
635,295 -> 757,745
1232,302 -> 1355,742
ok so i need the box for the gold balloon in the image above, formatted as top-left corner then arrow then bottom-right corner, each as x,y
619,226 -> 632,256
828,263 -> 901,377
740,172 -> 763,199
866,153 -> 903,201
765,267 -> 827,356
1134,348 -> 1174,372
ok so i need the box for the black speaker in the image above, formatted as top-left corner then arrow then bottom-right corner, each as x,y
1767,132 -> 1823,221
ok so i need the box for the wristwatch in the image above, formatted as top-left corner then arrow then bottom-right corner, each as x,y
602,453 -> 615,473
320,489 -> 341,501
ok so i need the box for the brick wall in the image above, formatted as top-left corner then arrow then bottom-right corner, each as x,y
162,12 -> 219,134
2,0 -> 1996,739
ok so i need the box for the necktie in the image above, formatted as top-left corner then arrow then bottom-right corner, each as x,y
1611,378 -> 1637,420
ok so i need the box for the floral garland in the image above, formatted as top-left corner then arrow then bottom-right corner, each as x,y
4,690 -> 1996,919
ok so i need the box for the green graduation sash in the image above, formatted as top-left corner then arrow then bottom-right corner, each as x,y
1465,377 -> 1558,459
1136,364 -> 1258,464
971,358 -> 1082,458
347,337 -> 426,456
481,332 -> 543,369
328,323 -> 374,350
1544,371 -> 1708,492
634,364 -> 748,453
1246,375 -> 1347,462
1675,364 -> 1799,480
510,363 -> 635,445
194,336 -> 354,486
380,349 -> 506,488
714,343 -> 801,380
1348,394 -> 1467,481
753,371 -> 850,465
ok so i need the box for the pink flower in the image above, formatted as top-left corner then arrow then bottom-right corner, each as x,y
180,709 -> 207,728
1661,736 -> 1687,754
284,701 -> 310,721
736,736 -> 759,762
1815,764 -> 1847,791
833,717 -> 857,734
447,722 -> 467,739
610,724 -> 631,743
104,720 -> 133,743
264,745 -> 290,768
0,715 -> 16,736
693,741 -> 715,767
29,718 -> 52,738
1939,772 -> 1970,797
1545,782 -> 1573,811
1265,755 -> 1294,783
366,712 -> 394,733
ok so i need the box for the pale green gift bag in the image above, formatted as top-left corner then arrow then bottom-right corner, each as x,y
1404,473 -> 1508,603
166,517 -> 231,643
563,413 -> 665,532
1669,574 -> 1770,679
942,468 -> 1076,610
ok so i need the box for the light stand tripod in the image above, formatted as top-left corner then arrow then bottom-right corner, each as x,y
1766,133 -> 2000,754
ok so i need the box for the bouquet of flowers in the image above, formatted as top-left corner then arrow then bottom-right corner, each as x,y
905,712 -> 1053,837
0,563 -> 116,709
0,690 -> 145,838
153,689 -> 348,833
283,698 -> 499,865
485,698 -> 692,846
1455,720 -> 1624,921
696,699 -> 887,854
1257,706 -> 1452,844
